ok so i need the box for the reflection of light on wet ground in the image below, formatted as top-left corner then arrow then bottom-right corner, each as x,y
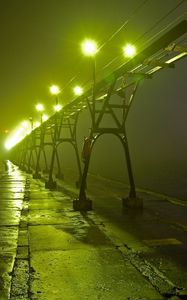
11,187 -> 24,192
6,160 -> 24,179
6,160 -> 14,175
15,200 -> 23,210
0,161 -> 24,227
13,193 -> 24,199
1,160 -> 25,207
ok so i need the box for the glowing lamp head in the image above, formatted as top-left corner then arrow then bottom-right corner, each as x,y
81,39 -> 98,56
54,104 -> 62,112
34,121 -> 40,128
42,114 -> 49,122
123,44 -> 136,58
50,85 -> 60,95
21,121 -> 31,134
21,121 -> 29,128
73,86 -> 83,96
36,103 -> 44,112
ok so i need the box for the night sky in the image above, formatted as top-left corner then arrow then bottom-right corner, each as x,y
0,0 -> 186,131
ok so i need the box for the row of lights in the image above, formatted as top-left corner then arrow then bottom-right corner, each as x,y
5,83 -> 83,150
34,41 -> 136,124
35,84 -> 83,120
5,40 -> 136,150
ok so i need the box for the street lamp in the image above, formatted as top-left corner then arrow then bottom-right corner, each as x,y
33,103 -> 46,179
33,121 -> 40,128
81,39 -> 98,57
35,103 -> 44,112
50,85 -> 60,95
49,84 -> 62,112
73,85 -> 83,96
21,120 -> 30,134
45,84 -> 62,189
50,84 -> 61,104
54,104 -> 62,112
123,43 -> 136,58
81,38 -> 98,112
29,117 -> 34,131
42,114 -> 49,122
74,39 -> 99,211
35,103 -> 44,124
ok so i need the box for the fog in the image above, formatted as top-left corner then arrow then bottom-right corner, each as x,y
51,59 -> 187,200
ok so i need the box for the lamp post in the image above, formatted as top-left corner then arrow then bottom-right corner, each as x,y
35,103 -> 44,124
29,117 -> 34,131
72,85 -> 84,187
122,43 -> 138,200
49,85 -> 62,112
73,39 -> 98,211
33,103 -> 45,179
26,117 -> 34,174
50,84 -> 60,105
45,85 -> 63,189
81,39 -> 98,127
50,84 -> 63,179
42,114 -> 49,122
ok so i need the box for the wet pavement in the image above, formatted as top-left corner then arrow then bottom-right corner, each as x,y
0,161 -> 25,300
0,161 -> 187,299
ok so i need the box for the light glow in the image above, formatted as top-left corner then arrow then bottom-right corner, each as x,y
50,85 -> 60,95
54,104 -> 62,112
21,121 -> 29,128
81,39 -> 98,56
33,121 -> 41,128
36,103 -> 44,112
123,44 -> 136,58
42,114 -> 49,122
73,86 -> 83,96
5,126 -> 26,150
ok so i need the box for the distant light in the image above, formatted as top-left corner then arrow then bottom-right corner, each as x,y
34,121 -> 40,128
73,86 -> 83,96
81,39 -> 98,56
21,121 -> 29,128
36,103 -> 44,112
5,140 -> 15,150
54,104 -> 62,112
50,85 -> 60,95
123,44 -> 136,58
42,114 -> 49,122
5,127 -> 25,150
21,120 -> 32,134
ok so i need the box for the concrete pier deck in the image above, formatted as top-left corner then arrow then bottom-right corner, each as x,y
0,161 -> 187,300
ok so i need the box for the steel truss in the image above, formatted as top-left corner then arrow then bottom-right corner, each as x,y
10,18 -> 187,211
44,108 -> 82,189
15,108 -> 83,188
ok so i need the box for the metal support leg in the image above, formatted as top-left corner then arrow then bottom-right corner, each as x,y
74,143 -> 82,188
73,137 -> 92,211
45,147 -> 57,189
43,149 -> 49,174
123,136 -> 136,198
55,149 -> 64,180
122,135 -> 143,208
20,147 -> 27,171
33,148 -> 42,179
27,149 -> 33,174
